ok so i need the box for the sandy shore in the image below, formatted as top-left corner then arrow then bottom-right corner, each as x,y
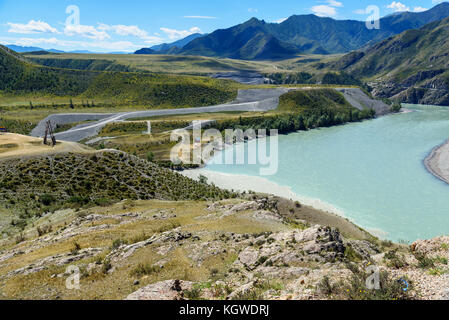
181,169 -> 389,239
425,138 -> 449,185
181,168 -> 344,216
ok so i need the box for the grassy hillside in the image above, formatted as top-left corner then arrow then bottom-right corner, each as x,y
0,45 -> 237,107
23,52 -> 279,75
278,88 -> 352,112
0,151 -> 237,219
26,56 -> 132,72
81,72 -> 236,108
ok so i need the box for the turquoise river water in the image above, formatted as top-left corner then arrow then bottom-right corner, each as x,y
206,104 -> 449,242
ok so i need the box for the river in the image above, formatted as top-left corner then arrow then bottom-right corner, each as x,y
192,104 -> 449,242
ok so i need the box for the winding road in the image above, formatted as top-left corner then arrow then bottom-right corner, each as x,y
30,88 -> 389,142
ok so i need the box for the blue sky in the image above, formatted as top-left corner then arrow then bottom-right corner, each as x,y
0,0 -> 446,52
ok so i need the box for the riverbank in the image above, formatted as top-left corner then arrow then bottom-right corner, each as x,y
425,138 -> 449,185
180,169 -> 379,240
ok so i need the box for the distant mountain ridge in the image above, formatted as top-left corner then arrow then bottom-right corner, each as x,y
150,33 -> 204,52
5,45 -> 129,55
135,2 -> 449,60
6,45 -> 64,53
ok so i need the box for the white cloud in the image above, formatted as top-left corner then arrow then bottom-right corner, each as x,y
99,24 -> 146,38
7,20 -> 59,34
311,5 -> 337,17
248,8 -> 258,13
327,0 -> 343,7
160,27 -> 202,40
413,6 -> 428,12
97,23 -> 161,43
387,1 -> 410,12
64,24 -> 110,41
183,16 -> 217,19
311,0 -> 343,17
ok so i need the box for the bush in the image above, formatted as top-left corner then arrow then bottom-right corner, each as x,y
317,276 -> 340,296
102,259 -> 112,274
384,250 -> 408,269
184,287 -> 203,300
130,263 -> 159,277
391,102 -> 402,113
339,264 -> 412,300
37,224 -> 52,236
414,253 -> 435,269
40,194 -> 54,206
71,241 -> 81,255
111,238 -> 128,250
146,151 -> 154,162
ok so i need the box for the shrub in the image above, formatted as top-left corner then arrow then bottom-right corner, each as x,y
415,253 -> 435,269
111,238 -> 128,250
340,265 -> 412,300
184,287 -> 203,300
37,224 -> 52,236
130,263 -> 159,277
391,102 -> 402,113
102,259 -> 112,274
317,276 -> 339,296
146,151 -> 154,162
71,241 -> 81,255
384,250 -> 408,269
40,194 -> 54,206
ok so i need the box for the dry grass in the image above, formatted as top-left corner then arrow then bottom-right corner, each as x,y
0,198 -> 291,299
0,133 -> 92,160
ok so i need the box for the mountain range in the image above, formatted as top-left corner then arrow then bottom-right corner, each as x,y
135,2 -> 449,60
5,45 -> 129,55
5,45 -> 64,53
330,15 -> 449,105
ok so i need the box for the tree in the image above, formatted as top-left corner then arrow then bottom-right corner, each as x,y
199,175 -> 208,184
146,151 -> 154,162
391,102 -> 402,113
69,98 -> 74,109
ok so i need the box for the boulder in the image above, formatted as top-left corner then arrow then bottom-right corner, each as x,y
126,280 -> 194,300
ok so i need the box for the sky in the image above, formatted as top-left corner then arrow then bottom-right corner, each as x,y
0,0 -> 446,52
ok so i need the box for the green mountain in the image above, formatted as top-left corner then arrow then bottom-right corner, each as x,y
330,16 -> 449,105
180,18 -> 302,59
133,47 -> 157,55
164,3 -> 449,60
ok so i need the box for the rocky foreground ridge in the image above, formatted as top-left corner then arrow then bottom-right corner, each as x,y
0,196 -> 448,300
